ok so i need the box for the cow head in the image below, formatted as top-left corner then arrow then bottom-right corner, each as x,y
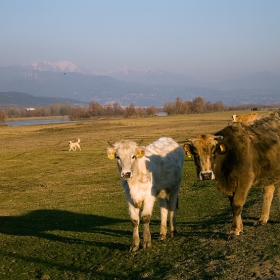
107,140 -> 145,179
183,134 -> 227,181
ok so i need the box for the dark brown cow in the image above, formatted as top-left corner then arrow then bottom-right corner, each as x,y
183,115 -> 280,236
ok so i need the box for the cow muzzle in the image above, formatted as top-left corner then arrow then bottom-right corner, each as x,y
199,171 -> 215,181
121,171 -> 132,179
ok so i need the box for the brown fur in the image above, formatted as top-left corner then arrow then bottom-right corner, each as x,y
184,115 -> 280,236
232,112 -> 258,122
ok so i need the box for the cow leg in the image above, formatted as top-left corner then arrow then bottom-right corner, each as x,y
258,184 -> 275,225
128,204 -> 140,252
228,188 -> 250,236
158,197 -> 168,240
168,192 -> 179,237
141,196 -> 155,248
276,184 -> 280,221
228,195 -> 242,235
142,215 -> 152,249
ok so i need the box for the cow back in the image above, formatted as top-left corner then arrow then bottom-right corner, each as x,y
145,137 -> 184,189
214,116 -> 280,187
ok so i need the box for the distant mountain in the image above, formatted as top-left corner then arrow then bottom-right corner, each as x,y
106,67 -> 202,86
0,62 -> 280,107
215,71 -> 280,91
0,92 -> 85,108
21,60 -> 96,75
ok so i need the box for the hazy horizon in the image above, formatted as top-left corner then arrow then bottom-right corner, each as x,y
1,0 -> 280,83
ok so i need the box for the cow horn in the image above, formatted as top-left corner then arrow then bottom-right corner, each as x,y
107,141 -> 114,147
214,136 -> 223,140
184,138 -> 194,145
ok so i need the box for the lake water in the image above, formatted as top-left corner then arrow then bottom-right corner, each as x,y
4,114 -> 167,126
5,118 -> 73,126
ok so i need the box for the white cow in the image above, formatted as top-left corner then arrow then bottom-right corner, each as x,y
107,137 -> 184,251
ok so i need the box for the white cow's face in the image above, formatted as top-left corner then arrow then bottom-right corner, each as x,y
107,140 -> 145,179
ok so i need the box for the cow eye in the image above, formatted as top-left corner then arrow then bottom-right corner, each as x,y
132,155 -> 136,159
115,155 -> 120,159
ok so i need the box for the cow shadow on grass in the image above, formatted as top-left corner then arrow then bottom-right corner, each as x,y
0,188 -> 276,246
0,209 -> 130,250
173,187 -> 277,241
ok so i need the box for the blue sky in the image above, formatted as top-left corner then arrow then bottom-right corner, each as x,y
1,0 -> 280,82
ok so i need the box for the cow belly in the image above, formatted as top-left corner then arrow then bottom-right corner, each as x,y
253,174 -> 280,187
252,158 -> 280,187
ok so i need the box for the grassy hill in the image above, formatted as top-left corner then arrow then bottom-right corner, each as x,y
0,91 -> 85,108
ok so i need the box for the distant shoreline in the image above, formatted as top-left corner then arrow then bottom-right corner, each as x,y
6,115 -> 70,122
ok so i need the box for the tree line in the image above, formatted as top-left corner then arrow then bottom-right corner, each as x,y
162,97 -> 279,114
1,97 -> 279,123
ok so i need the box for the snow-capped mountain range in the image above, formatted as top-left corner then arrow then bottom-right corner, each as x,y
21,61 -> 201,86
106,67 -> 201,86
22,61 -> 96,75
17,61 -> 280,90
1,60 -> 280,107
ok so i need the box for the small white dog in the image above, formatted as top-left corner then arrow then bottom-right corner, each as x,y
69,138 -> 81,151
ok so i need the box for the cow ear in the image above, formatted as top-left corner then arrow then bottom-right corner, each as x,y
183,143 -> 193,158
107,148 -> 116,159
216,143 -> 227,154
135,147 -> 145,158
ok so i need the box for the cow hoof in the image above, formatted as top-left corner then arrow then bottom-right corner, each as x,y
143,241 -> 152,249
255,220 -> 266,226
159,234 -> 166,240
129,244 -> 139,252
257,217 -> 268,225
229,229 -> 242,237
129,246 -> 139,252
170,230 -> 178,237
129,247 -> 139,253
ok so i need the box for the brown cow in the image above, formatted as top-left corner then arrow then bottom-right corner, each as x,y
183,115 -> 280,236
231,112 -> 258,122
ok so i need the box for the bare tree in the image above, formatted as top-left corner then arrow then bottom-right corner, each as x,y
174,97 -> 185,114
89,101 -> 103,116
124,103 -> 136,118
163,102 -> 175,115
146,106 -> 157,116
0,110 -> 6,123
191,97 -> 205,113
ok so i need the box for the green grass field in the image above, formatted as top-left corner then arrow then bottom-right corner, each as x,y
1,110 -> 280,279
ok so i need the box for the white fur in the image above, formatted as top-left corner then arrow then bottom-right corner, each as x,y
69,138 -> 81,151
107,137 -> 184,251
